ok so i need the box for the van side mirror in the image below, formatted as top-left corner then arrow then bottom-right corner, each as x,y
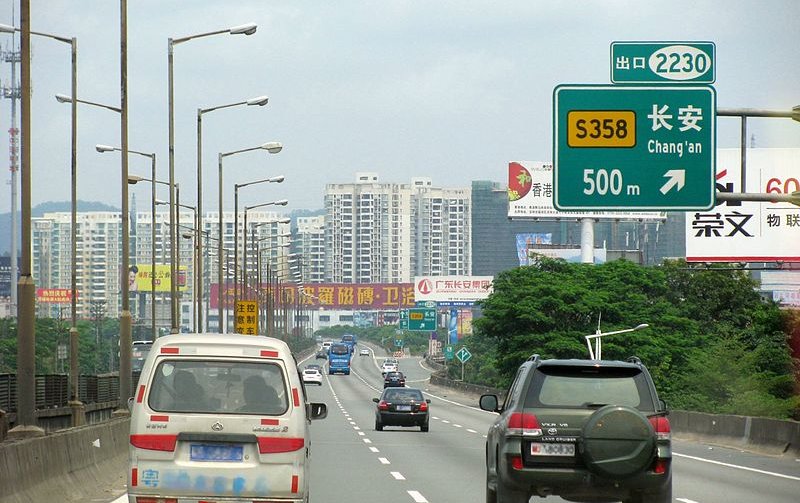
372,398 -> 380,403
308,402 -> 327,420
127,397 -> 134,412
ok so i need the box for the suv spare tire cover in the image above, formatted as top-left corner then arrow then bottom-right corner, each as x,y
580,405 -> 655,479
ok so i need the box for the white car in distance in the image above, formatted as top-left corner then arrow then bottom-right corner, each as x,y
302,367 -> 323,386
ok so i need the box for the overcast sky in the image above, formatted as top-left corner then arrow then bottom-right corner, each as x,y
0,0 -> 798,216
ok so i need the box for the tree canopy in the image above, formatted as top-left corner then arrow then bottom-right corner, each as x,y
468,257 -> 798,419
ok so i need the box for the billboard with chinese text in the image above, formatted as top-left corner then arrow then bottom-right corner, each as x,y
414,276 -> 493,305
130,264 -> 189,292
210,282 -> 416,310
685,148 -> 800,262
36,288 -> 74,303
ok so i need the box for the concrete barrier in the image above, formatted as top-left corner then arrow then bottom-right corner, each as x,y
0,417 -> 129,503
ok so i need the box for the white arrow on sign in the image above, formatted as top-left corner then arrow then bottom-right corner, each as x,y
660,169 -> 685,194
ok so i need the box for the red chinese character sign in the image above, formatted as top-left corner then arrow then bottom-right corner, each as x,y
413,276 -> 493,306
209,283 -> 416,310
686,148 -> 800,262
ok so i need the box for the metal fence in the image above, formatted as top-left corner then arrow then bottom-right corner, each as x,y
0,373 -> 130,412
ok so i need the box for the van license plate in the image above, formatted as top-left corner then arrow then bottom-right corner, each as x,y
190,444 -> 244,462
530,442 -> 575,457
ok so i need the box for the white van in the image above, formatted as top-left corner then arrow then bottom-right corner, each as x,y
128,333 -> 327,503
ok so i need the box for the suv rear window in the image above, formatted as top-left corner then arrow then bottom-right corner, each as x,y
525,365 -> 654,411
148,360 -> 288,415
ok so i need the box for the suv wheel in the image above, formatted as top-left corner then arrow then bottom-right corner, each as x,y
375,419 -> 383,431
581,405 -> 656,479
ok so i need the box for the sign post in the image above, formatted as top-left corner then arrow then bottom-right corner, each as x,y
456,346 -> 472,381
554,85 -> 716,211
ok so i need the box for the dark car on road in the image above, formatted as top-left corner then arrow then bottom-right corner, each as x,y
373,387 -> 430,432
315,350 -> 327,359
383,371 -> 406,388
480,354 -> 671,503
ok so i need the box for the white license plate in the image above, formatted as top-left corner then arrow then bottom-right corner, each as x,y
396,405 -> 412,411
530,442 -> 575,457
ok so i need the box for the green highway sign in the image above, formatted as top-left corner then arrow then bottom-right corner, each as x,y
611,42 -> 715,84
553,85 -> 716,211
444,345 -> 454,361
456,347 -> 472,363
399,310 -> 409,330
407,307 -> 437,331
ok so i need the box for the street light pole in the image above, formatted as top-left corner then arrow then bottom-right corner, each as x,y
0,21 -> 83,427
234,177 -> 285,306
217,142 -> 282,333
584,323 -> 649,360
169,23 -> 258,334
196,96 -> 269,332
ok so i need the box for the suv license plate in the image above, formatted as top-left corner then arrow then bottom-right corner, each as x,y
530,442 -> 575,457
396,405 -> 412,411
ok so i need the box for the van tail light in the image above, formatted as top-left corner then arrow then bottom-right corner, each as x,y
378,400 -> 390,411
507,412 -> 542,437
257,437 -> 305,454
649,415 -> 671,441
130,434 -> 178,452
418,401 -> 428,412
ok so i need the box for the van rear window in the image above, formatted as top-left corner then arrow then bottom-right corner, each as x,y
147,360 -> 289,415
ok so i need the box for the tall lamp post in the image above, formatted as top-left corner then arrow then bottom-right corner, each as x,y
216,142 -> 282,332
238,196 -> 288,306
98,146 -> 158,341
169,23 -> 257,334
0,22 -> 82,428
196,95 -> 269,332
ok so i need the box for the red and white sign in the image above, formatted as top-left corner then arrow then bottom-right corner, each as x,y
413,276 -> 493,303
36,288 -> 74,304
686,148 -> 800,262
508,161 -> 663,221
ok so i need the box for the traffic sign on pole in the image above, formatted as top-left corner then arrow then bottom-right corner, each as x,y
456,347 -> 472,363
407,307 -> 436,331
611,42 -> 715,84
554,84 -> 716,211
444,345 -> 454,361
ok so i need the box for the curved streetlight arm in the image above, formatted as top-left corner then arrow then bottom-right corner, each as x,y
235,175 -> 285,190
584,323 -> 649,360
171,23 -> 256,46
56,94 -> 122,113
200,96 -> 269,114
0,23 -> 71,44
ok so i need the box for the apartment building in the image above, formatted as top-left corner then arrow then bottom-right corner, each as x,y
295,216 -> 326,283
323,173 -> 470,284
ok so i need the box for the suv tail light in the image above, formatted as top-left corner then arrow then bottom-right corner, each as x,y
378,400 -> 390,410
418,401 -> 428,412
507,412 -> 542,436
649,415 -> 671,441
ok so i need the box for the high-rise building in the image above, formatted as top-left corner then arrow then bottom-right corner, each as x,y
30,210 -> 291,332
323,173 -> 471,283
295,216 -> 325,283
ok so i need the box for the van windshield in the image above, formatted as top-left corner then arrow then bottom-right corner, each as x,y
147,360 -> 289,415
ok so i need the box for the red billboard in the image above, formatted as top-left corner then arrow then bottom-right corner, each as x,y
210,283 -> 416,310
36,288 -> 74,304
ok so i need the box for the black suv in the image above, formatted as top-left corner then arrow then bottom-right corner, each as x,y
479,355 -> 671,503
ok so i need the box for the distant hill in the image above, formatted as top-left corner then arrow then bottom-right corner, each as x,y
0,200 -> 118,256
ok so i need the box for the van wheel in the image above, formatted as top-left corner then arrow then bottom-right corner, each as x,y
375,419 -> 383,431
421,421 -> 429,432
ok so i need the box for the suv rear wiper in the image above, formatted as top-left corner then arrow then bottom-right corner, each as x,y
581,402 -> 608,408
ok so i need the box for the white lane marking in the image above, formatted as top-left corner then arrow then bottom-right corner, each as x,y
358,432 -> 365,436
467,429 -> 477,433
453,424 -> 462,428
677,499 -> 700,503
110,495 -> 127,503
379,457 -> 390,464
674,452 -> 800,481
353,426 -> 361,430
369,447 -> 380,453
391,471 -> 406,480
408,490 -> 429,502
432,416 -> 440,420
441,420 -> 450,424
363,438 -> 372,444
